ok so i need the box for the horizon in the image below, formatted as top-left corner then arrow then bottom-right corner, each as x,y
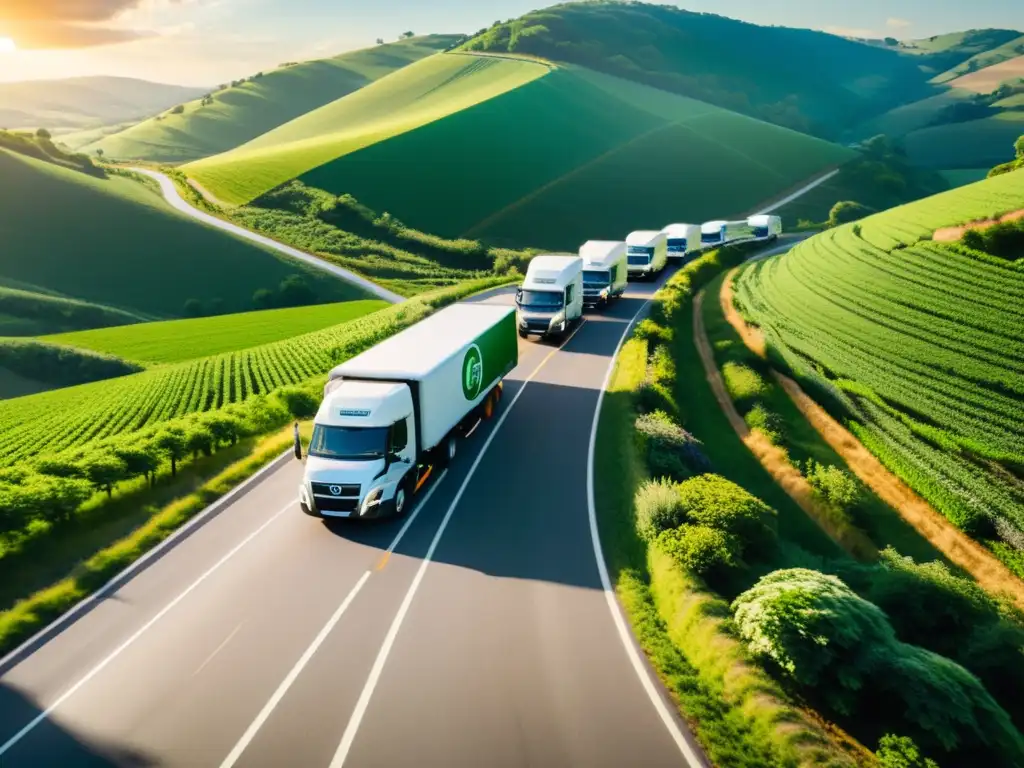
1,1 -> 1023,86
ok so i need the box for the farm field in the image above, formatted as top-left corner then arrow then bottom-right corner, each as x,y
186,53 -> 549,204
0,149 -> 367,320
85,36 -> 459,164
903,110 -> 1024,168
43,299 -> 387,364
734,169 -> 1024,575
276,63 -> 851,250
932,34 -> 1024,84
947,53 -> 1024,92
0,278 -> 506,468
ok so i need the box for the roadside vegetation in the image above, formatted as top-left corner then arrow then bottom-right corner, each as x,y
597,245 -> 1024,767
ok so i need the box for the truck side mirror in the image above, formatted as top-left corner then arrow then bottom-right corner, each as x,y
293,423 -> 302,461
515,288 -> 523,305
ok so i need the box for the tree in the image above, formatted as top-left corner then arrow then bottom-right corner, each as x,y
81,452 -> 129,498
876,735 -> 939,768
253,288 -> 275,310
401,31 -> 415,39
203,413 -> 245,447
113,443 -> 161,487
278,274 -> 314,307
36,128 -> 51,140
884,37 -> 898,46
185,425 -> 214,459
170,104 -> 185,115
31,475 -> 93,525
183,298 -> 203,317
829,200 -> 870,227
376,38 -> 384,45
95,148 -> 104,159
155,429 -> 187,477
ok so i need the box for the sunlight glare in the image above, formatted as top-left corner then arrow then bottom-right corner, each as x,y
0,38 -> 16,54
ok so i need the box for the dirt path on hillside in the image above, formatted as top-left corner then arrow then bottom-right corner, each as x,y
718,273 -> 1024,608
692,289 -> 877,559
933,208 -> 1024,241
188,177 -> 232,209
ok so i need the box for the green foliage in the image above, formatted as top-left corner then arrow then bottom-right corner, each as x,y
0,284 -> 143,336
675,474 -> 777,555
804,460 -> 863,513
743,403 -> 784,444
655,524 -> 740,577
634,478 -> 685,543
0,339 -> 140,388
274,385 -> 320,419
721,361 -> 768,410
876,735 -> 938,768
829,201 -> 871,227
81,452 -> 129,498
959,218 -> 1024,262
734,168 -> 1024,568
634,409 -> 711,482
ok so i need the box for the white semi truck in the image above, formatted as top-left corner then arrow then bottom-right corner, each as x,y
626,230 -> 668,279
295,302 -> 518,519
579,240 -> 628,308
700,219 -> 754,247
748,214 -> 782,241
515,254 -> 584,338
661,223 -> 702,263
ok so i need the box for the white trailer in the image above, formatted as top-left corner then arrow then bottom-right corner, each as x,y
626,230 -> 668,279
700,219 -> 754,247
748,214 -> 782,241
579,240 -> 628,308
516,254 -> 584,338
296,303 -> 517,519
661,223 -> 702,262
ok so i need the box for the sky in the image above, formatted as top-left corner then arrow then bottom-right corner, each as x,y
0,0 -> 1022,85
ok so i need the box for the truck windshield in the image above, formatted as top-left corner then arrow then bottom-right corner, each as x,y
309,424 -> 387,461
627,245 -> 653,265
518,290 -> 563,309
667,238 -> 687,253
701,231 -> 721,244
583,270 -> 610,285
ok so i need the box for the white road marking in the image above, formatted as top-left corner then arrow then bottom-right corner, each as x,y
584,284 -> 708,766
0,501 -> 296,759
218,471 -> 448,767
328,319 -> 587,768
193,623 -> 244,677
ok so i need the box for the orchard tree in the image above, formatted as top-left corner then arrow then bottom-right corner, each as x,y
155,429 -> 187,477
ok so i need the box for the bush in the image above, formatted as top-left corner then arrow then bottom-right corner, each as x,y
635,410 -> 711,481
274,386 -> 319,419
634,478 -> 685,542
804,460 -> 863,513
80,452 -> 129,498
633,318 -> 669,346
876,735 -> 938,768
721,361 -> 767,409
829,201 -> 871,227
648,344 -> 675,387
676,474 -> 777,554
744,403 -> 784,444
656,524 -> 741,576
635,380 -> 676,417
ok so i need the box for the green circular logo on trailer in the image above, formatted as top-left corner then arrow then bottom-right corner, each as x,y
462,344 -> 483,401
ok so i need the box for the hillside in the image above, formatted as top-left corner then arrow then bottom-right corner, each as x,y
43,299 -> 387,364
85,36 -> 460,164
948,54 -> 1024,93
0,339 -> 141,400
0,76 -> 206,132
933,34 -> 1024,84
904,111 -> 1024,169
0,149 -> 370,324
734,169 -> 1024,577
456,2 -> 950,140
187,53 -> 852,251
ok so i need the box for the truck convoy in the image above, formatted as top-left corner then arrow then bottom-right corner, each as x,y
700,219 -> 754,247
295,303 -> 517,519
661,223 -> 702,263
515,254 -> 584,338
748,214 -> 782,241
626,230 -> 668,279
579,240 -> 628,308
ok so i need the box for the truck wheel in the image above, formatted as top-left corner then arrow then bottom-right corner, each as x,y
441,434 -> 457,466
393,476 -> 413,517
518,329 -> 527,339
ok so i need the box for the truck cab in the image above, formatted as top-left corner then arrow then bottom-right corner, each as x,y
625,230 -> 668,279
516,254 -> 584,338
579,240 -> 628,308
661,223 -> 702,263
700,220 -> 728,247
748,214 -> 782,241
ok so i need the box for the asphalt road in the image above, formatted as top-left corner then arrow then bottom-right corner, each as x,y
0,269 -> 710,767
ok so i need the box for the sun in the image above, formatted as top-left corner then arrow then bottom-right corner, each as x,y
0,38 -> 16,54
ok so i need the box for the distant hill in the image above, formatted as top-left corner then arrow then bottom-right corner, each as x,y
897,29 -> 1022,73
0,149 -> 370,327
185,52 -> 852,250
932,33 -> 1024,83
0,76 -> 207,132
85,35 -> 462,164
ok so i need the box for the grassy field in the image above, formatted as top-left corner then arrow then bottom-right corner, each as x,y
44,299 -> 387,364
0,277 -> 508,467
903,110 -> 1024,168
935,36 -> 1024,84
940,168 -> 993,186
85,36 -> 459,164
0,149 -> 368,320
186,53 -> 548,204
240,62 -> 851,251
734,169 -> 1024,577
0,76 -> 205,132
949,54 -> 1024,93
854,88 -> 972,139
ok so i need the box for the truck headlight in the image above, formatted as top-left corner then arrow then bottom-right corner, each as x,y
549,311 -> 565,329
600,287 -> 609,298
360,487 -> 384,516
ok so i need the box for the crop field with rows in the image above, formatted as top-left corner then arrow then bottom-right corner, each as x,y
0,278 -> 507,467
734,170 -> 1024,571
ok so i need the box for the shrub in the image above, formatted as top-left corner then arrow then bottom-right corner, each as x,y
80,452 -> 129,498
676,474 -> 776,554
732,568 -> 896,714
242,394 -> 293,433
721,361 -> 767,409
184,425 -> 214,459
829,201 -> 870,228
648,344 -> 675,387
744,403 -> 784,444
635,410 -> 710,481
876,735 -> 938,768
804,460 -> 863,513
656,524 -> 741,576
635,380 -> 676,417
633,318 -> 669,346
634,477 -> 685,542
274,386 -> 319,419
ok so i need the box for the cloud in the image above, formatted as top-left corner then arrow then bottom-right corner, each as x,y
3,20 -> 152,48
0,0 -> 188,49
886,18 -> 913,30
0,0 -> 148,23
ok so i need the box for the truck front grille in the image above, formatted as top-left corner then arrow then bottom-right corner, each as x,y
312,482 -> 360,498
525,318 -> 550,332
316,497 -> 360,513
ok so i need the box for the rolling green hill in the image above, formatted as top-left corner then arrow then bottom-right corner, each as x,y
85,35 -> 460,164
734,169 -> 1024,577
0,149 -> 370,322
903,111 -> 1024,169
0,285 -> 146,337
0,76 -> 206,132
933,34 -> 1024,84
0,339 -> 141,400
43,299 -> 387,364
948,54 -> 1024,93
187,53 -> 852,251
